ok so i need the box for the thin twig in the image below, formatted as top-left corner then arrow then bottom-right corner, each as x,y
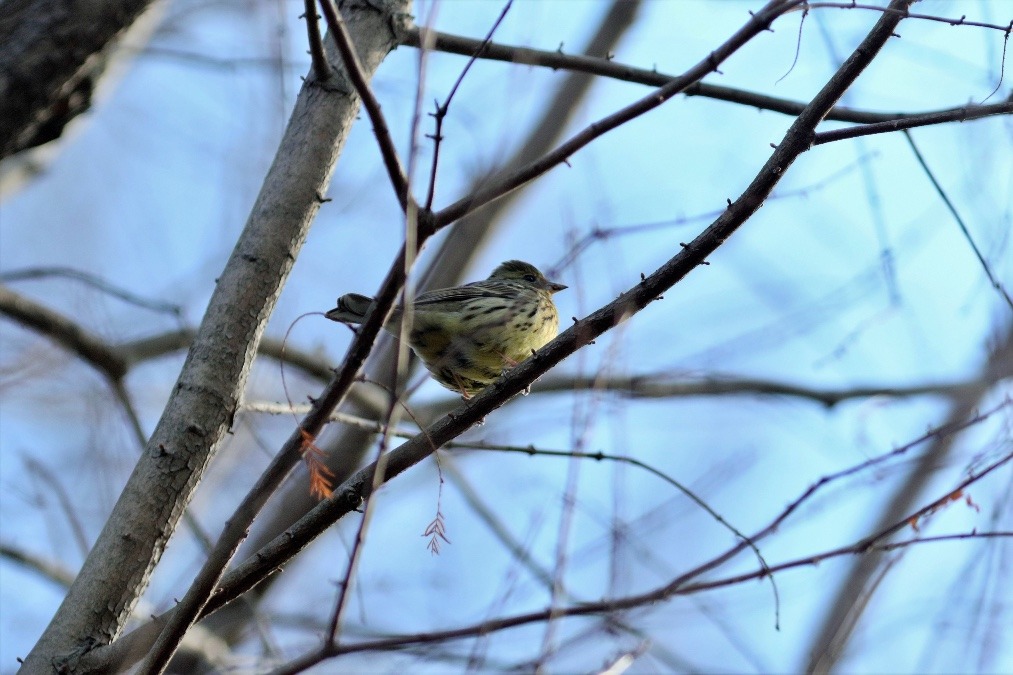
423,1 -> 514,210
316,0 -> 413,213
399,28 -> 995,125
0,266 -> 184,318
324,382 -> 405,644
902,129 -> 1013,312
302,0 -> 330,81
0,542 -> 76,588
803,2 -> 1012,32
23,457 -> 91,560
0,285 -> 128,380
527,374 -> 985,406
813,99 -> 1013,145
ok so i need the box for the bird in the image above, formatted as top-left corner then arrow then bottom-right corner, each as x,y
325,260 -> 567,397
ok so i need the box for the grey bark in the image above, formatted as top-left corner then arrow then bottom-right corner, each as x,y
0,0 -> 159,159
19,0 -> 411,671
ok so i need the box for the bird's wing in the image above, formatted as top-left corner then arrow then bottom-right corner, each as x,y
413,281 -> 514,307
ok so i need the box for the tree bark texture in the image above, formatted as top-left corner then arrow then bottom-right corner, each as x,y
0,0 -> 160,159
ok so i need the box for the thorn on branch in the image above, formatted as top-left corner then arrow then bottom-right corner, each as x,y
707,52 -> 723,74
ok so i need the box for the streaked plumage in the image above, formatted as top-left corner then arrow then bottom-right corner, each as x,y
326,260 -> 567,396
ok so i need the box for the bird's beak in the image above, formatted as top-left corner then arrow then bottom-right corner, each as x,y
548,281 -> 568,293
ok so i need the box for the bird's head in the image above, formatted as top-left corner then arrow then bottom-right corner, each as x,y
490,260 -> 567,294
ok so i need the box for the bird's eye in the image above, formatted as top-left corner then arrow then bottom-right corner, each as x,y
523,274 -> 537,283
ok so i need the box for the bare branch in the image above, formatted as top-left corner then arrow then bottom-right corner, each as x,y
0,542 -> 76,589
0,266 -> 184,317
0,285 -> 128,381
902,130 -> 1013,312
302,0 -> 330,81
317,0 -> 414,214
528,373 -> 991,406
422,1 -> 514,210
813,98 -> 1013,145
803,2 -> 1013,32
399,27 -> 993,126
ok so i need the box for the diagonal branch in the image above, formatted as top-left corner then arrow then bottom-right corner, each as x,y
0,285 -> 128,381
902,130 -> 1013,312
317,0 -> 414,214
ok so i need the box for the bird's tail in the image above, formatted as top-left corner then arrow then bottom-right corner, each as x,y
325,293 -> 374,323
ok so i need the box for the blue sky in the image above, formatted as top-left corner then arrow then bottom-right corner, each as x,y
1,0 -> 1010,671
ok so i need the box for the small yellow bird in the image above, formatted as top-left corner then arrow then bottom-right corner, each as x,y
326,260 -> 567,396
